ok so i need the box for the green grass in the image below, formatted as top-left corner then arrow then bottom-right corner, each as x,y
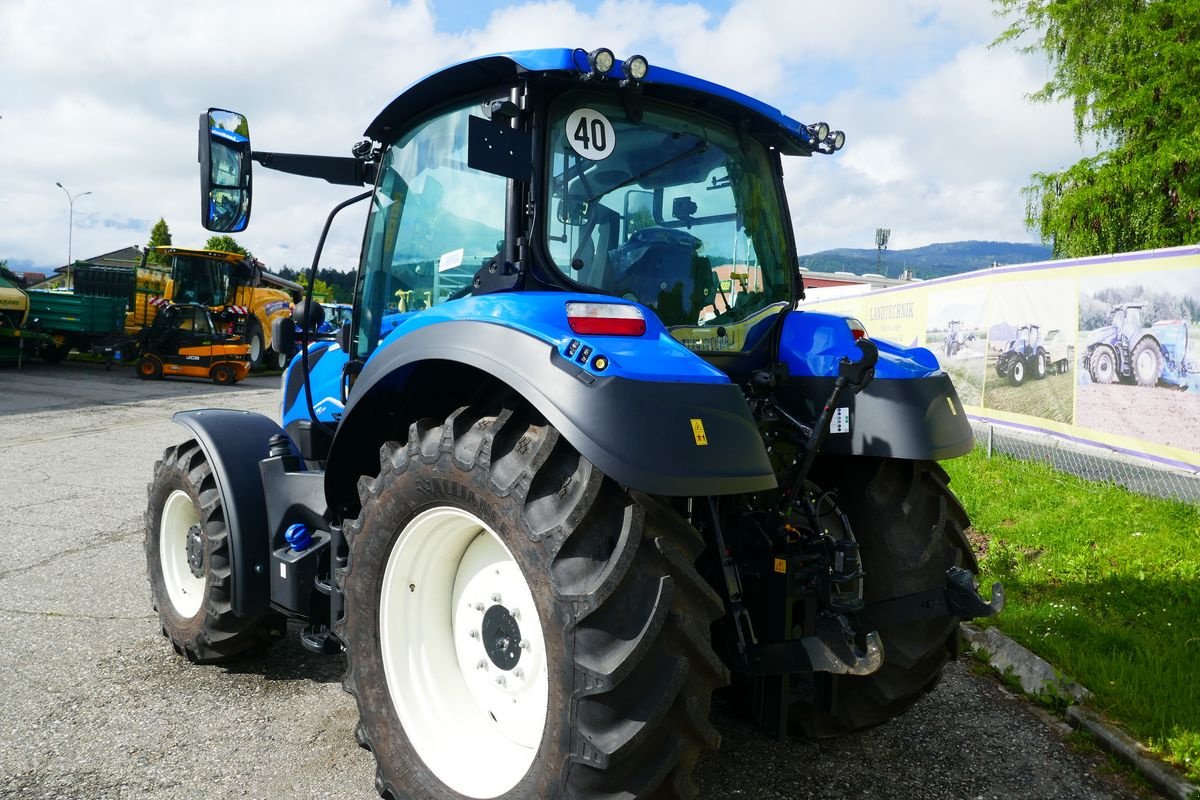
981,366 -> 1075,423
943,448 -> 1200,780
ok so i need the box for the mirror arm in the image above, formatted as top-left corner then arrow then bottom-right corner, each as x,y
251,151 -> 371,186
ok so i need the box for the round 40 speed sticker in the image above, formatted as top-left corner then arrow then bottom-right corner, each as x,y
565,108 -> 616,161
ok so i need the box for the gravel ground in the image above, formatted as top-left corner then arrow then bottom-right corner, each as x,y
0,360 -> 1141,799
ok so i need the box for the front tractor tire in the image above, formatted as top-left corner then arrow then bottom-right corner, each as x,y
792,457 -> 974,737
338,406 -> 728,800
145,440 -> 283,662
1089,345 -> 1117,384
1008,357 -> 1026,386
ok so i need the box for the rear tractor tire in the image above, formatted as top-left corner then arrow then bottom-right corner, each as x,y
1033,350 -> 1047,380
145,440 -> 284,662
1131,338 -> 1163,387
789,457 -> 975,737
337,405 -> 728,799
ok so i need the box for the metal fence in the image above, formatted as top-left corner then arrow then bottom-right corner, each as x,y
969,419 -> 1200,504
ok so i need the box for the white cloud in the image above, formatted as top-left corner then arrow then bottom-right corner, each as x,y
0,0 -> 1083,273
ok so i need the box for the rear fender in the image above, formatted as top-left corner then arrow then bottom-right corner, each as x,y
323,319 -> 777,515
777,311 -> 972,460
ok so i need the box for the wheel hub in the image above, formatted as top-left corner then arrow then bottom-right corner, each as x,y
186,524 -> 205,578
481,604 -> 522,670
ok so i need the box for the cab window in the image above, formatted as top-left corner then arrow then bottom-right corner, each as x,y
354,104 -> 508,359
545,94 -> 792,352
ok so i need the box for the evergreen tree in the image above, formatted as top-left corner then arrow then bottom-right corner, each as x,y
146,218 -> 172,264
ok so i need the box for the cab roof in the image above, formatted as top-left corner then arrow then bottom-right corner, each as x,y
365,48 -> 816,156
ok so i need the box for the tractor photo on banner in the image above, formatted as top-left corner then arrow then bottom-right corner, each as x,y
1076,267 -> 1200,456
800,245 -> 1200,473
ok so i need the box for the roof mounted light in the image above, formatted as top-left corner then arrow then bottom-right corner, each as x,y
622,54 -> 649,83
586,47 -> 615,78
807,122 -> 830,143
831,130 -> 846,151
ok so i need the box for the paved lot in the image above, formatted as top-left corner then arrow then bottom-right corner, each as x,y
0,361 -> 1138,799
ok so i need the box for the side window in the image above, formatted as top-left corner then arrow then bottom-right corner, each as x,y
355,105 -> 508,358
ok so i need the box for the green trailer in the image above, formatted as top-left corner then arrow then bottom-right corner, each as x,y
19,264 -> 137,363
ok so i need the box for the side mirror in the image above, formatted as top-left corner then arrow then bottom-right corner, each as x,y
339,321 -> 352,353
292,299 -> 326,332
199,108 -> 252,232
271,315 -> 295,359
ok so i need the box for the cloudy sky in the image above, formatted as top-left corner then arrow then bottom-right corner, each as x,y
0,0 -> 1085,275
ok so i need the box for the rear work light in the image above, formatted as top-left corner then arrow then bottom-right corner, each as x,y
845,317 -> 868,340
566,302 -> 646,336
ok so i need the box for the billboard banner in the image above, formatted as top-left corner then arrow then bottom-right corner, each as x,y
800,245 -> 1200,473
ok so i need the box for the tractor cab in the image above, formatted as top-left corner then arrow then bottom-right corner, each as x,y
200,51 -> 852,382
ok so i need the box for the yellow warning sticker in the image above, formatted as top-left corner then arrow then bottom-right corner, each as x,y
690,418 -> 708,446
773,557 -> 787,574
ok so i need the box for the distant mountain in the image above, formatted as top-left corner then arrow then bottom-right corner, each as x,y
799,241 -> 1053,279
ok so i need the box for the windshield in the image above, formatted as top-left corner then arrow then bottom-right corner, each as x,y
172,255 -> 232,306
546,93 -> 793,347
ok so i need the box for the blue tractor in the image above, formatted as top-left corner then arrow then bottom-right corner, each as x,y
1083,302 -> 1191,388
146,49 -> 1001,799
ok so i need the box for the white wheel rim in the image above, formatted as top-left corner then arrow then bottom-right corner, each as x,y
159,489 -> 205,618
249,334 -> 262,362
1013,362 -> 1023,381
380,506 -> 548,798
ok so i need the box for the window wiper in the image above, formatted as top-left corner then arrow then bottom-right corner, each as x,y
585,140 -> 709,204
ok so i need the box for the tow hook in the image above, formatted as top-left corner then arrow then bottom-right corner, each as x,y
801,614 -> 884,675
945,566 -> 1005,619
858,567 -> 1005,631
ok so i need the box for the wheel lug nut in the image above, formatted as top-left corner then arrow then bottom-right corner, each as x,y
491,593 -> 502,603
510,608 -> 520,620
519,639 -> 530,650
513,668 -> 524,679
494,675 -> 506,686
473,602 -> 485,612
476,659 -> 488,670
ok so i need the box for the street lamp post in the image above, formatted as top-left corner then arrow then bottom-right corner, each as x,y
56,182 -> 92,288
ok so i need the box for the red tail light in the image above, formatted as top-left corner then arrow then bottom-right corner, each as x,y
566,302 -> 646,336
846,317 -> 868,340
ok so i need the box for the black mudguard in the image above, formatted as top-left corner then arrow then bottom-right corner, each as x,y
324,321 -> 777,513
778,372 -> 974,460
172,409 -> 296,617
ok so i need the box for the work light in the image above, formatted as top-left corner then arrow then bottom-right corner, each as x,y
587,48 -> 615,76
622,55 -> 649,82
